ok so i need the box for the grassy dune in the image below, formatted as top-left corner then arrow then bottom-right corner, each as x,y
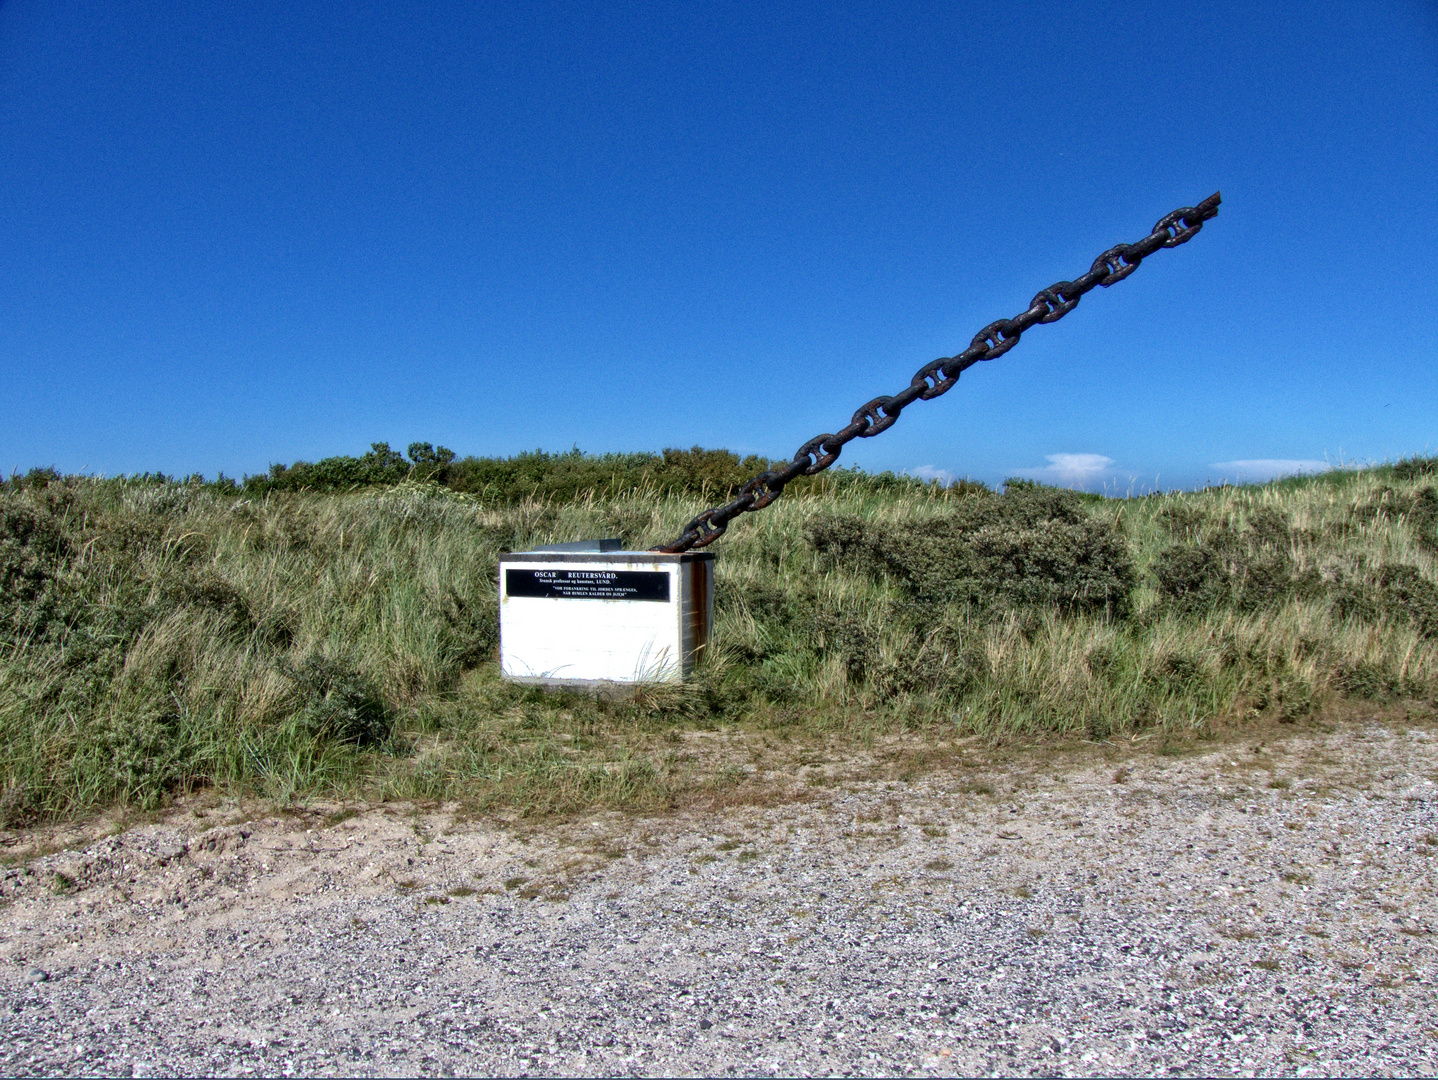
2,457 -> 1436,824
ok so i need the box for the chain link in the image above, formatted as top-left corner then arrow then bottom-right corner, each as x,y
653,192 -> 1221,553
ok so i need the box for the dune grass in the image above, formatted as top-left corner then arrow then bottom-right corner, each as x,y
2,456 -> 1436,824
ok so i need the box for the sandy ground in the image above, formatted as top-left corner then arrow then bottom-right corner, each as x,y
1,718 -> 1435,1076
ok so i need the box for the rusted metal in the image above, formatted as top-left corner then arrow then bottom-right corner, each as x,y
653,193 -> 1222,553
683,555 -> 713,669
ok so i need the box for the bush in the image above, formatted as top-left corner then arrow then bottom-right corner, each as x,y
1,499 -> 69,617
1393,456 -> 1438,482
1329,561 -> 1438,638
1332,661 -> 1400,701
239,441 -> 974,506
809,485 -> 1134,617
1150,507 -> 1319,614
1375,565 -> 1438,638
1408,487 -> 1438,553
252,441 -> 415,493
814,606 -> 877,682
282,653 -> 392,746
2,467 -> 62,492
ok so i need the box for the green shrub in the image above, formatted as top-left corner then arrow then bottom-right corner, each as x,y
1332,661 -> 1400,701
1393,456 -> 1438,481
1150,508 -> 1320,614
814,606 -> 877,681
1374,565 -> 1438,638
2,467 -> 62,491
1,498 -> 70,629
282,653 -> 392,746
255,441 -> 414,492
809,485 -> 1134,617
1408,487 -> 1438,552
239,441 -> 969,505
1330,562 -> 1438,638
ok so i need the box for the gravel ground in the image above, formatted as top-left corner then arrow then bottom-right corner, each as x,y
1,719 -> 1435,1077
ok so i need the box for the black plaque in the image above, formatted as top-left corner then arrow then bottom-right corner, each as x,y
506,568 -> 670,602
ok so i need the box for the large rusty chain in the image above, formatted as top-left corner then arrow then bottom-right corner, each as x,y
653,192 -> 1222,553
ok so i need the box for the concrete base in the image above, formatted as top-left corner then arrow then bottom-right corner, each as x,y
498,549 -> 715,687
502,676 -> 679,699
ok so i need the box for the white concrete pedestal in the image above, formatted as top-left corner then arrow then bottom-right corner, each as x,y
498,548 -> 715,690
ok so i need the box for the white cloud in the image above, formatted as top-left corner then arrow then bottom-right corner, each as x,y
907,464 -> 954,485
1208,459 -> 1331,483
1014,453 -> 1115,489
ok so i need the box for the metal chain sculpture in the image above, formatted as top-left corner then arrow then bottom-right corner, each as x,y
653,193 -> 1222,553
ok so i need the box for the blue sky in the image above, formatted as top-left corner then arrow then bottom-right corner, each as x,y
1,0 -> 1434,491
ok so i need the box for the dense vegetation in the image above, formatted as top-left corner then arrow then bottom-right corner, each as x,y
174,441 -> 957,504
2,449 -> 1436,824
